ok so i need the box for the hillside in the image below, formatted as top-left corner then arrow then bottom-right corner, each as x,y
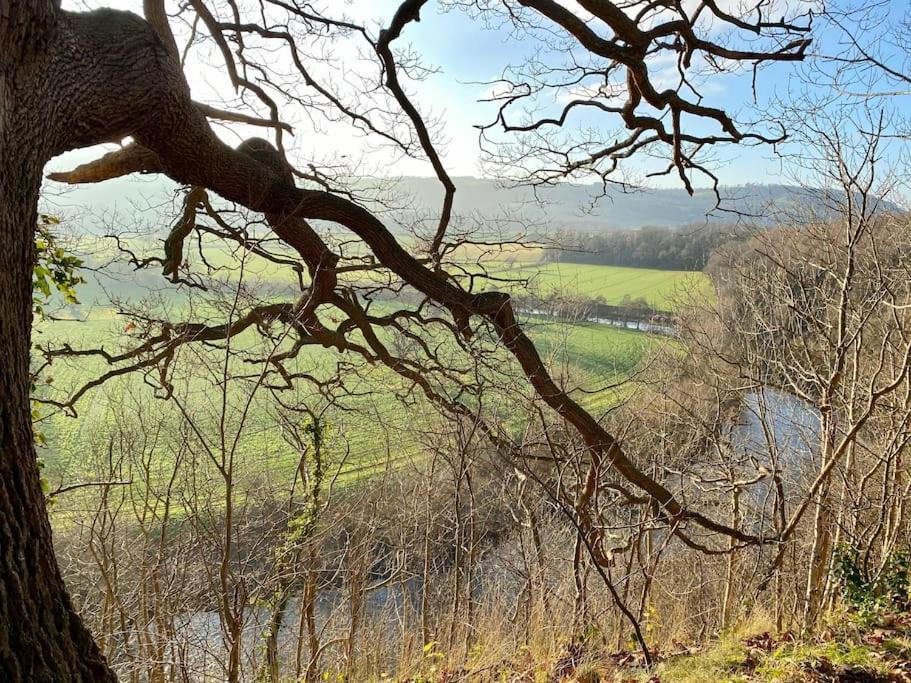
42,172 -> 871,235
385,178 -> 826,231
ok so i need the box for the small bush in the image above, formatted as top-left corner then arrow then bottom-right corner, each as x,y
832,545 -> 911,624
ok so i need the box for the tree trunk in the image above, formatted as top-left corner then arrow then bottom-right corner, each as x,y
0,47 -> 115,680
0,152 -> 115,682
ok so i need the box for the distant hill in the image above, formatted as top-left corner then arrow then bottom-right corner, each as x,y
41,171 -> 901,235
384,178 -> 789,231
387,178 -> 903,232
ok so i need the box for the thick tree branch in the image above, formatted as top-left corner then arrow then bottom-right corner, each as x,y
44,4 -> 767,544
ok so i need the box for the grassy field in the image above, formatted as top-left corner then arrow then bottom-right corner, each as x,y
35,241 -> 696,511
484,262 -> 710,310
36,306 -> 668,506
158,238 -> 708,312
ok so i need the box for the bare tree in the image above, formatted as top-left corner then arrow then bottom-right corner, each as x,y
1,0 -> 815,676
470,0 -> 812,194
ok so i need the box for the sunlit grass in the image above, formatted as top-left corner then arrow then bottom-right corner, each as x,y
482,262 -> 710,310
36,304 -> 665,510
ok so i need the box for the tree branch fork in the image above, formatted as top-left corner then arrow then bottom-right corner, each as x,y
31,3 -> 765,548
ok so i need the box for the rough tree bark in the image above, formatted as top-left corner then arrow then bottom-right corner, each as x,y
0,4 -> 115,677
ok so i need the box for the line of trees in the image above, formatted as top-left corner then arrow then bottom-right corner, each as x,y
546,225 -> 745,271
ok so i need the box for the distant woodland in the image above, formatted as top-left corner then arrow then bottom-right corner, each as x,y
547,224 -> 744,270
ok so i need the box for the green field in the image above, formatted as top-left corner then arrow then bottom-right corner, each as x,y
160,238 -> 709,312
484,262 -> 709,310
36,306 -> 668,508
35,249 -> 695,513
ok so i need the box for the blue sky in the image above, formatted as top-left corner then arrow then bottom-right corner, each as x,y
394,0 -> 911,187
56,0 -> 911,192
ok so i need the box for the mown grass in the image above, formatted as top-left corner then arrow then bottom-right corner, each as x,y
35,236 -> 689,511
168,237 -> 707,312
35,304 -> 669,506
485,262 -> 711,310
37,317 -> 417,487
